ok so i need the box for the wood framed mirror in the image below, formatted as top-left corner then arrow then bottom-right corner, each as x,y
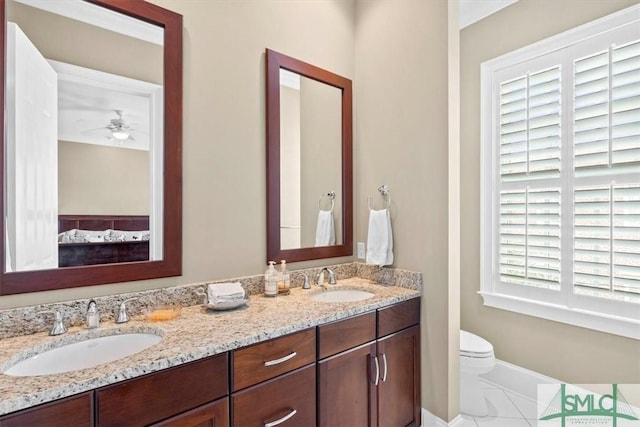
266,49 -> 352,263
0,0 -> 182,295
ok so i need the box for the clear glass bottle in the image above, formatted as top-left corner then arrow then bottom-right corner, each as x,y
264,261 -> 277,297
278,260 -> 290,295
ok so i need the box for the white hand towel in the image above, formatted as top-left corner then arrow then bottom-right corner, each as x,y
315,210 -> 335,247
366,209 -> 393,267
207,282 -> 245,304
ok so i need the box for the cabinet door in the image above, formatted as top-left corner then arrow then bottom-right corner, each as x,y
232,365 -> 315,427
376,325 -> 420,427
151,398 -> 229,427
317,341 -> 377,427
0,391 -> 93,427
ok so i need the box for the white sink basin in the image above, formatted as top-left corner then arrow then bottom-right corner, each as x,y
310,289 -> 375,303
3,332 -> 162,377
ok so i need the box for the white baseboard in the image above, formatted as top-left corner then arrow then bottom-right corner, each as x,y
480,359 -> 559,400
421,408 -> 464,427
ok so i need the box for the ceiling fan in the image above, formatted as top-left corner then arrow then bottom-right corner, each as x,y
105,110 -> 135,141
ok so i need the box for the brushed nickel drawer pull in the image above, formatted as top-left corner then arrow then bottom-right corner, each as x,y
264,351 -> 297,367
264,408 -> 297,427
381,353 -> 388,382
373,355 -> 380,386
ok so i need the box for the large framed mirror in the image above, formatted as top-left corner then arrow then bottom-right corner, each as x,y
0,0 -> 182,295
266,49 -> 352,263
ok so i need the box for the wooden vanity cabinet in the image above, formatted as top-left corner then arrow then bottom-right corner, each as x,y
0,391 -> 93,427
96,353 -> 228,427
231,329 -> 317,426
1,298 -> 419,427
317,298 -> 421,427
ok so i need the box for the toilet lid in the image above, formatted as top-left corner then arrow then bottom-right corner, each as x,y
460,330 -> 493,357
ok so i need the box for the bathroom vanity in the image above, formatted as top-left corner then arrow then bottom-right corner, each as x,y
0,284 -> 420,427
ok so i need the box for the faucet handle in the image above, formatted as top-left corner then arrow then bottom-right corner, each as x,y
51,310 -> 68,336
39,309 -> 67,336
327,270 -> 337,285
116,298 -> 138,324
315,271 -> 325,286
300,273 -> 310,290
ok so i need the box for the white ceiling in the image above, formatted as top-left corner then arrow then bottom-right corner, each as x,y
15,0 -> 162,151
51,60 -> 161,151
459,0 -> 520,29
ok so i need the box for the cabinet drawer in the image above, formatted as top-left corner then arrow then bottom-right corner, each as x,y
317,311 -> 376,359
232,328 -> 315,391
232,365 -> 316,427
0,391 -> 93,427
151,397 -> 229,427
377,298 -> 420,337
97,353 -> 228,426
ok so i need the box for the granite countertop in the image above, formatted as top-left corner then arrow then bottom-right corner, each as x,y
0,278 -> 420,416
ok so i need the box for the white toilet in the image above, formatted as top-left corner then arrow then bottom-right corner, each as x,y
459,330 -> 495,416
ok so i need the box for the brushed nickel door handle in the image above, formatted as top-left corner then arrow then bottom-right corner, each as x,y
381,353 -> 388,382
264,351 -> 297,367
372,355 -> 380,386
264,408 -> 297,427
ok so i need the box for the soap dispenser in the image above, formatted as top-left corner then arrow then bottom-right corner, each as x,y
278,260 -> 290,295
264,261 -> 278,297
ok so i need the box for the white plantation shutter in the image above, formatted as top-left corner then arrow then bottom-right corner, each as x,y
499,188 -> 561,289
498,66 -> 562,291
612,41 -> 640,166
574,40 -> 640,172
481,6 -> 640,337
574,184 -> 640,299
573,39 -> 640,300
500,67 -> 561,181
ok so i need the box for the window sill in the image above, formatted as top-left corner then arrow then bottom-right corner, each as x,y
479,291 -> 640,340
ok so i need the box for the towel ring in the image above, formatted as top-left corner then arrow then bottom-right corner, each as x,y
368,185 -> 391,211
319,191 -> 335,212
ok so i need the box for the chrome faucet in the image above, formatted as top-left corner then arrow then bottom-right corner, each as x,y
115,298 -> 138,324
316,267 -> 337,287
86,299 -> 99,329
41,310 -> 67,336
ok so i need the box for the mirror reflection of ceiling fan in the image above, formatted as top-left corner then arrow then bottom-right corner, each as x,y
82,110 -> 137,141
106,110 -> 135,141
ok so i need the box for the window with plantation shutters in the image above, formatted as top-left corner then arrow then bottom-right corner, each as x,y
480,5 -> 640,339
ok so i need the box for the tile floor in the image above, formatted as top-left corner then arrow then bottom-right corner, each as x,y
460,379 -> 538,427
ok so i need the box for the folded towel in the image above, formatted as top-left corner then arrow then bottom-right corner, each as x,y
366,209 -> 393,267
207,282 -> 245,304
315,210 -> 335,247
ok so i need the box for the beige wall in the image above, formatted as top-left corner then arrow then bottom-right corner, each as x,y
58,141 -> 149,215
460,0 -> 640,384
355,0 -> 453,420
